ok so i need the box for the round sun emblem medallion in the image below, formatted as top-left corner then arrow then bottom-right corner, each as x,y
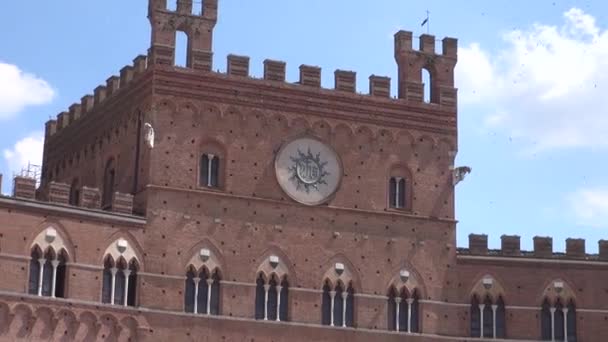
275,137 -> 342,206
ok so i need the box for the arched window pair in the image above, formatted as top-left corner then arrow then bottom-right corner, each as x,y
387,287 -> 420,333
541,298 -> 576,341
470,295 -> 506,338
184,267 -> 221,315
28,246 -> 67,298
321,280 -> 354,327
101,256 -> 138,306
255,273 -> 289,321
200,153 -> 220,188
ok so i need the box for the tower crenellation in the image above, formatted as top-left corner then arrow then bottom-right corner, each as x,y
394,30 -> 458,106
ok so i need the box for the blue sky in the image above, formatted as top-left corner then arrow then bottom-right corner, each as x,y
1,1 -> 607,252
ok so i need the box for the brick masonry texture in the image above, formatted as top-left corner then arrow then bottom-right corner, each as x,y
0,0 -> 607,341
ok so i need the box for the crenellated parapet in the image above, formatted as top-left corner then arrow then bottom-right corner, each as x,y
6,175 -> 135,216
44,55 -> 148,140
219,42 -> 454,105
461,234 -> 608,261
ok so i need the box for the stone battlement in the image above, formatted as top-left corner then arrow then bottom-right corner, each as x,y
461,233 -> 608,261
44,55 -> 149,138
5,174 -> 135,216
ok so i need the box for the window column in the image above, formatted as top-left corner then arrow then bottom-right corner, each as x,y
37,257 -> 45,296
206,278 -> 213,315
193,277 -> 200,313
122,268 -> 131,306
492,304 -> 497,339
110,267 -> 118,304
206,154 -> 214,187
50,259 -> 59,298
263,284 -> 270,320
562,307 -> 568,342
407,298 -> 414,333
329,290 -> 336,326
395,297 -> 401,331
276,284 -> 283,322
479,303 -> 485,338
341,291 -> 348,327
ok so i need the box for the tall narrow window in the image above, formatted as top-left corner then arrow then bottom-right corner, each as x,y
422,68 -> 432,103
28,248 -> 42,295
567,300 -> 577,342
483,296 -> 494,338
321,281 -> 331,325
389,177 -> 406,209
200,154 -> 220,188
175,31 -> 188,67
210,270 -> 221,315
102,257 -> 114,304
279,278 -> 289,321
470,295 -> 481,337
69,178 -> 80,206
541,298 -> 552,340
496,296 -> 506,338
102,159 -> 116,210
322,279 -> 354,328
255,273 -> 266,320
554,299 -> 565,341
184,268 -> 196,313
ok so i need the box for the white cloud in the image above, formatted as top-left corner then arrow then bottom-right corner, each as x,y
571,188 -> 608,227
3,131 -> 44,177
0,62 -> 55,119
456,8 -> 608,151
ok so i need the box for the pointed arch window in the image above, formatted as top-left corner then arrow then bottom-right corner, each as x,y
255,273 -> 289,321
184,267 -> 221,315
388,287 -> 420,333
28,246 -> 68,298
101,256 -> 138,307
470,294 -> 506,339
541,297 -> 577,341
200,153 -> 220,188
321,280 -> 354,328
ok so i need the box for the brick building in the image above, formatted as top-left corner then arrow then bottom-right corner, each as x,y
0,1 -> 607,341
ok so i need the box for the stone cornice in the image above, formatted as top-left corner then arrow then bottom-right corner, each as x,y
0,196 -> 146,227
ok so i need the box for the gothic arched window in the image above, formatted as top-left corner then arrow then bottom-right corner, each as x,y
321,279 -> 355,328
184,267 -> 221,315
28,245 -> 68,298
471,294 -> 506,339
387,287 -> 419,332
101,255 -> 138,307
254,273 -> 289,321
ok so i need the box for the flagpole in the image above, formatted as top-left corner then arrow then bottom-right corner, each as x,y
426,10 -> 430,34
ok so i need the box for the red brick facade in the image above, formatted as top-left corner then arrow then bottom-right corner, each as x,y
0,1 -> 606,341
